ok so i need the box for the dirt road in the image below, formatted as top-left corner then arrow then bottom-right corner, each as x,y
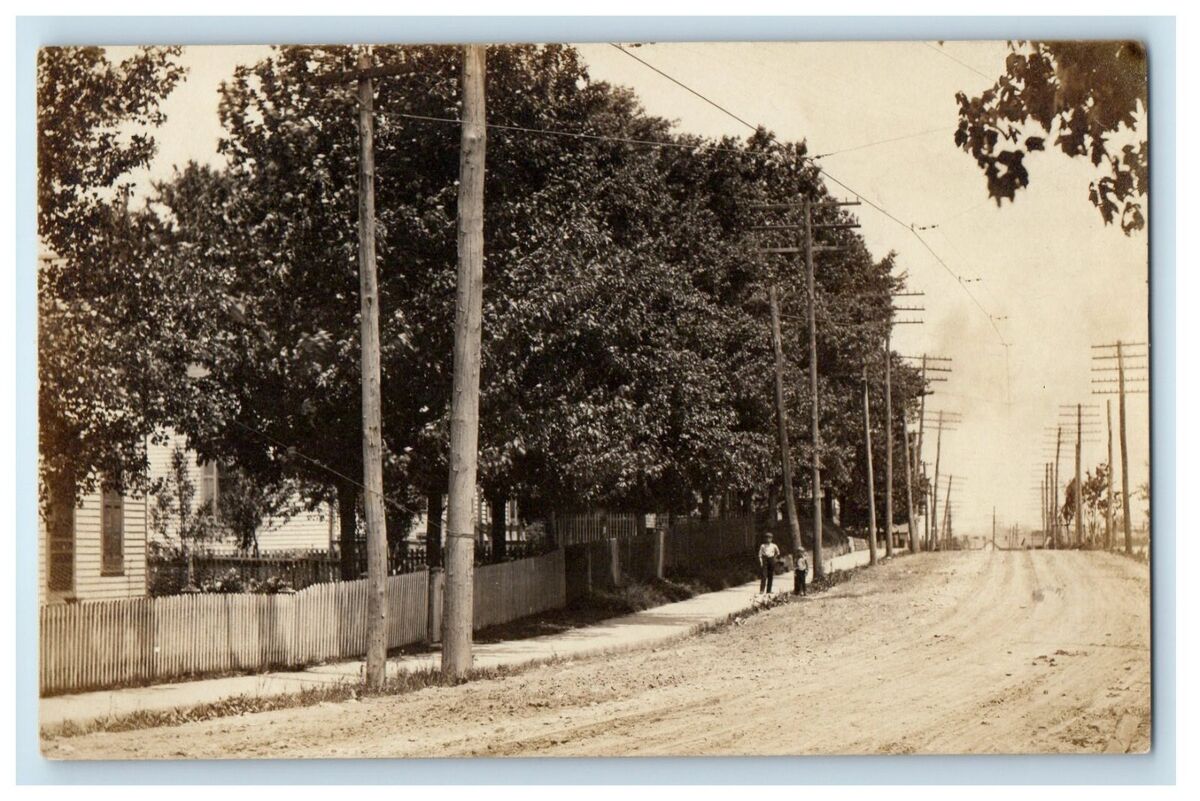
44,549 -> 1150,758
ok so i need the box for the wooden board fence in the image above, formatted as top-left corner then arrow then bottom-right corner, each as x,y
473,549 -> 566,630
663,516 -> 757,571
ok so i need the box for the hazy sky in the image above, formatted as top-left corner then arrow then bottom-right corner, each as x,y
122,42 -> 1151,536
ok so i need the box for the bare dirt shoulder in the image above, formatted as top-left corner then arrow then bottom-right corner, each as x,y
44,549 -> 1149,759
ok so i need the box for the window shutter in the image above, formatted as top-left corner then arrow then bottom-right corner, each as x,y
101,488 -> 124,575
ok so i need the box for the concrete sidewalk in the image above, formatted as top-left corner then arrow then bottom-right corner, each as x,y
41,548 -> 873,731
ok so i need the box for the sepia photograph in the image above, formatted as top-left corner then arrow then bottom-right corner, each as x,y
31,36 -> 1153,762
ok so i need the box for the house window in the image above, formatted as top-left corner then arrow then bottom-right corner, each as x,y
200,460 -> 220,513
101,487 -> 124,576
47,501 -> 75,593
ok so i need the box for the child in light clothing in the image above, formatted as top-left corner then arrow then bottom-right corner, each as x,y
793,549 -> 809,596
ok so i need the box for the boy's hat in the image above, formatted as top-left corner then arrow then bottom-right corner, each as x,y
764,532 -> 774,540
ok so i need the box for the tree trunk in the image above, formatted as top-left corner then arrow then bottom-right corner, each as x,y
426,491 -> 443,567
489,493 -> 507,562
337,481 -> 359,581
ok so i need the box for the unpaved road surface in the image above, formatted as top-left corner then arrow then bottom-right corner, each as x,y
45,550 -> 1150,758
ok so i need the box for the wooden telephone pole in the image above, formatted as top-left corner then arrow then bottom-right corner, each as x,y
1105,399 -> 1115,550
769,284 -> 803,557
1118,344 -> 1133,553
1075,404 -> 1083,546
901,405 -> 918,554
883,329 -> 894,558
931,411 -> 943,550
1053,426 -> 1063,548
750,197 -> 859,578
442,44 -> 487,679
1057,404 -> 1100,546
1092,341 -> 1147,555
942,476 -> 954,544
925,409 -> 959,550
861,369 -> 879,565
310,51 -> 398,689
802,202 -> 824,577
882,296 -> 924,556
901,353 -> 949,551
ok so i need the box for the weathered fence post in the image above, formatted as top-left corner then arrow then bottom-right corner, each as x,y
654,527 -> 666,579
426,566 -> 444,644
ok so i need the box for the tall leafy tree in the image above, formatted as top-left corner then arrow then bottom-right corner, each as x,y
153,43 -> 919,568
37,46 -> 186,542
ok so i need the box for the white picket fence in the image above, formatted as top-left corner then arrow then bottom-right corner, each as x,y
41,550 -> 566,695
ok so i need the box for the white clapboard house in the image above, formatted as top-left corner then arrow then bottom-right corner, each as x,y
39,430 -> 337,605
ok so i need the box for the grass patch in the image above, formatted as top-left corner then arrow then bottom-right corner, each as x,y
43,659 -> 546,741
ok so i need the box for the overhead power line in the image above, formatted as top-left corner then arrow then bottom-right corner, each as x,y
607,42 -> 1009,347
608,42 -> 759,130
921,41 -> 992,81
811,127 -> 954,159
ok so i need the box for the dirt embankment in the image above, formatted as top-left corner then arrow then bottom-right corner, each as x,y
44,549 -> 1150,759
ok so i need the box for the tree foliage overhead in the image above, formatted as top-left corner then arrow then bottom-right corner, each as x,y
954,41 -> 1148,234
46,43 -> 926,553
37,46 -> 188,506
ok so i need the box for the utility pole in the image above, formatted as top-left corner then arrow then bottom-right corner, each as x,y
750,198 -> 859,578
1053,426 -> 1063,548
355,51 -> 391,690
861,369 -> 879,565
923,473 -> 931,551
1117,343 -> 1132,553
753,197 -> 861,576
309,51 -> 396,689
916,358 -> 927,550
883,329 -> 895,558
1075,403 -> 1083,547
769,284 -> 804,556
1106,399 -> 1115,550
942,476 -> 954,544
901,405 -> 918,553
442,44 -> 487,679
924,410 -> 959,549
1055,404 -> 1100,546
900,353 -> 948,552
878,296 -> 923,557
803,201 -> 824,578
1043,463 -> 1050,544
1092,340 -> 1147,555
931,411 -> 943,550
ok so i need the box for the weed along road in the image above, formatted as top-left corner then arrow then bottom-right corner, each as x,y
43,550 -> 1150,758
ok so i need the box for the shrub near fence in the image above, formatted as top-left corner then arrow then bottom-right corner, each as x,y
41,550 -> 566,695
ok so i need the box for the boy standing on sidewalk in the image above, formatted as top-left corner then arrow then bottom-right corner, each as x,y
758,533 -> 781,594
793,549 -> 809,596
